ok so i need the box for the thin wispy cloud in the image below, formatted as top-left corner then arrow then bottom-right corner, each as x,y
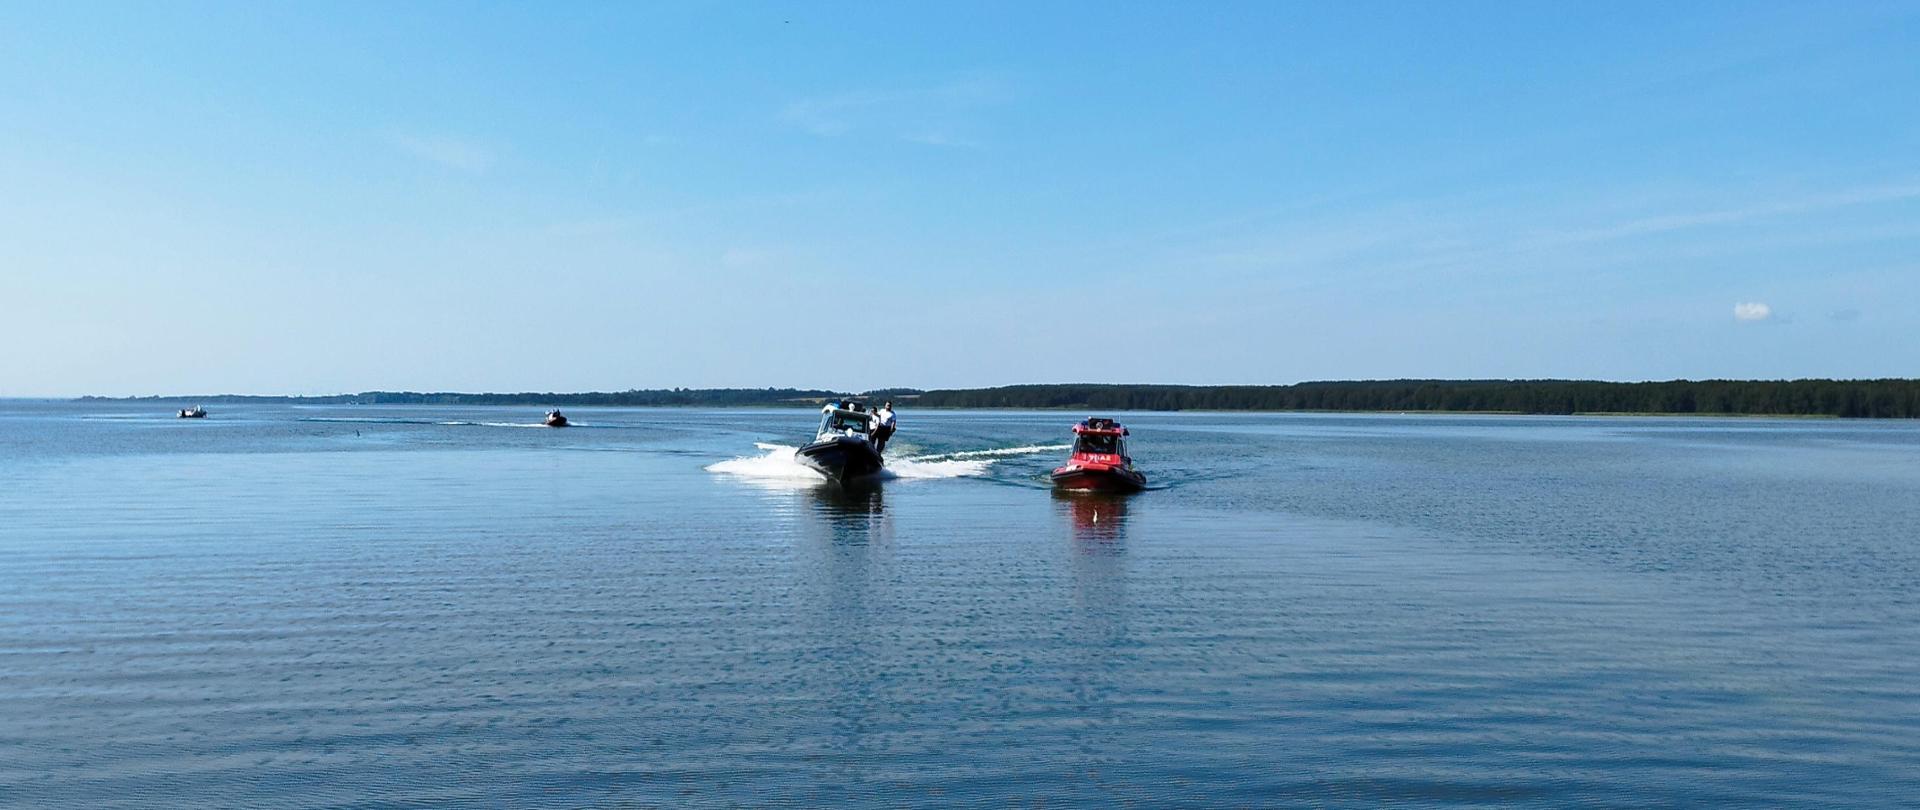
780,76 -> 1004,145
390,133 -> 496,173
719,247 -> 781,268
903,131 -> 984,149
539,189 -> 848,238
1733,302 -> 1773,321
1535,183 -> 1920,248
1156,177 -> 1920,304
782,89 -> 890,137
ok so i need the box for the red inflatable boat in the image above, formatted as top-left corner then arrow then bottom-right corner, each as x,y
1050,417 -> 1147,492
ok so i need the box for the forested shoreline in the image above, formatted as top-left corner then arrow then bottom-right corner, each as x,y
912,380 -> 1920,418
81,388 -> 846,407
78,379 -> 1920,417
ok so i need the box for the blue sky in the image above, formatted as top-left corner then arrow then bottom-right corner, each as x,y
2,2 -> 1916,396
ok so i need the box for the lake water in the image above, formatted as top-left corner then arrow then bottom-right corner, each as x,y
2,401 -> 1917,807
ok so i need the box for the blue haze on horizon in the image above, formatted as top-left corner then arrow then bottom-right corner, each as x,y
2,2 -> 1917,397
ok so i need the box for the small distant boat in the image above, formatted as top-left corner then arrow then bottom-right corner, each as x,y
795,400 -> 884,485
544,410 -> 569,427
177,405 -> 207,419
1050,417 -> 1146,492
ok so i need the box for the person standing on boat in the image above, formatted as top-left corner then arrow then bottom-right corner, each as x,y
872,401 -> 897,454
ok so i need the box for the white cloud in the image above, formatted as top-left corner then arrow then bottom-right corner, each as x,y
1733,301 -> 1773,321
390,133 -> 495,173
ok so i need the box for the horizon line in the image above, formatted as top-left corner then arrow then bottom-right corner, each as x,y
26,376 -> 1920,401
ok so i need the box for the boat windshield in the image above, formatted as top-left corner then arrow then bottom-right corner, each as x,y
1075,434 -> 1121,455
821,411 -> 872,434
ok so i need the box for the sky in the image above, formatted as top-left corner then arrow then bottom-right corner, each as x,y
2,2 -> 1917,396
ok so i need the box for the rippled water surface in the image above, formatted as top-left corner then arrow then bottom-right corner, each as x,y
3,402 -> 1917,807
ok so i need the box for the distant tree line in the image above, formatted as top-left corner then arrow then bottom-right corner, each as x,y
81,380 -> 1920,417
911,380 -> 1920,418
86,388 -> 858,407
351,388 -> 855,407
858,388 -> 925,399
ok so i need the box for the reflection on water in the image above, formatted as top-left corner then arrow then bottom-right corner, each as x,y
794,482 -> 890,770
806,483 -> 887,543
1054,490 -> 1131,550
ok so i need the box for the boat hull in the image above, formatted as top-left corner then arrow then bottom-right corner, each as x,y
1050,464 -> 1146,492
796,436 -> 885,484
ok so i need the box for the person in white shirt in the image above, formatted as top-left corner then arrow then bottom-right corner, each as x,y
872,401 -> 898,454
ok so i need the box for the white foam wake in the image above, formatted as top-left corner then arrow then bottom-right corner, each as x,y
884,456 -> 992,479
302,417 -> 550,428
706,443 -> 828,482
904,444 -> 1071,461
707,442 -> 995,483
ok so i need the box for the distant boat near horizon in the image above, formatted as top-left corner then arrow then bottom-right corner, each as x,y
544,409 -> 569,427
177,405 -> 206,418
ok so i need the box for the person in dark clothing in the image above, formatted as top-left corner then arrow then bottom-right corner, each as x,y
872,401 -> 897,454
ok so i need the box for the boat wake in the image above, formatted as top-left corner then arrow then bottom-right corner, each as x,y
708,442 -> 1063,485
706,443 -> 832,482
906,444 -> 1071,460
301,417 -> 553,428
887,455 -> 993,479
